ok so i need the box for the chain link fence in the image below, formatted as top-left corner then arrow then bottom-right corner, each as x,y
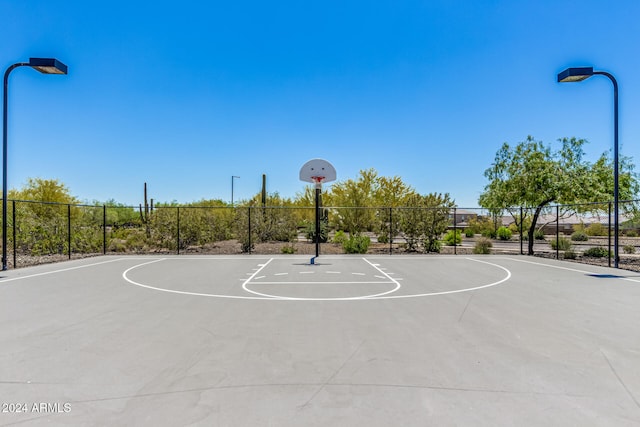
1,199 -> 638,269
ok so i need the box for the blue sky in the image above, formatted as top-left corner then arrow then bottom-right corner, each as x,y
2,0 -> 640,208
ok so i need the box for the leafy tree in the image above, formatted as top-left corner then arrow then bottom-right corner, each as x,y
397,192 -> 455,253
373,175 -> 416,242
327,168 -> 379,234
9,179 -> 80,255
479,136 -> 638,255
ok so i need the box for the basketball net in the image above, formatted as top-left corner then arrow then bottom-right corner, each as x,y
311,176 -> 325,189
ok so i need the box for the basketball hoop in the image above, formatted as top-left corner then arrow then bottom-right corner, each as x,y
299,159 -> 337,264
311,176 -> 325,189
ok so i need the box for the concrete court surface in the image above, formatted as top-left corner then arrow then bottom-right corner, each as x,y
0,254 -> 639,426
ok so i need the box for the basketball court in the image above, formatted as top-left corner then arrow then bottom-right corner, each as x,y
1,254 -> 639,425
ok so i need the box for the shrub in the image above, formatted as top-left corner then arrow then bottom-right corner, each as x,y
281,245 -> 296,254
464,229 -> 474,237
423,239 -> 442,253
623,245 -> 636,254
481,229 -> 497,239
626,230 -> 638,238
377,233 -> 389,244
583,247 -> 611,258
550,237 -> 572,251
497,226 -> 512,241
563,249 -> 577,260
571,231 -> 589,242
343,235 -> 371,254
444,230 -> 462,246
305,220 -> 328,243
473,237 -> 492,254
534,230 -> 545,240
332,230 -> 348,244
585,223 -> 607,236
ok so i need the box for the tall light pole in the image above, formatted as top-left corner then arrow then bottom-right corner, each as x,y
557,66 -> 619,268
3,58 -> 68,270
231,175 -> 240,206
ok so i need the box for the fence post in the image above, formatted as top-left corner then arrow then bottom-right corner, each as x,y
556,205 -> 560,259
520,206 -> 523,255
453,207 -> 457,255
248,207 -> 252,254
12,200 -> 16,268
176,207 -> 180,255
103,205 -> 107,255
68,204 -> 72,260
389,207 -> 393,255
608,201 -> 612,268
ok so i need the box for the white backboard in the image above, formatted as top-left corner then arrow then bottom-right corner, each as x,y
299,158 -> 337,184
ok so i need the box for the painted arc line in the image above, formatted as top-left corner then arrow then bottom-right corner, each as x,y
371,258 -> 511,300
122,258 -> 279,300
122,257 -> 512,301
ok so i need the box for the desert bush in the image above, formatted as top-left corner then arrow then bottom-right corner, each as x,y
305,219 -> 328,243
563,249 -> 577,259
625,230 -> 638,238
473,237 -> 492,254
534,230 -> 545,240
281,245 -> 296,254
497,226 -> 512,241
585,223 -> 607,236
623,245 -> 636,254
377,233 -> 389,244
583,247 -> 611,258
332,230 -> 348,244
550,237 -> 572,251
444,230 -> 462,246
571,231 -> 589,241
343,235 -> 371,254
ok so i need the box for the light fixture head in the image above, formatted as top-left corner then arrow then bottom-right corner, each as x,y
28,58 -> 68,75
557,67 -> 594,83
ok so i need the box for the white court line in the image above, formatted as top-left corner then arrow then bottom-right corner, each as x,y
241,258 -> 402,301
247,281 -> 395,285
503,256 -> 640,284
121,256 -> 512,301
123,258 -> 279,300
0,257 -> 130,284
371,258 -> 511,299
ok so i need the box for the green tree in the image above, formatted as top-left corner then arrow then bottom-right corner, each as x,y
9,179 -> 80,255
479,136 -> 638,255
327,168 -> 379,234
397,192 -> 454,253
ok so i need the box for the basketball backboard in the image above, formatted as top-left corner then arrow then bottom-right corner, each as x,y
299,158 -> 337,184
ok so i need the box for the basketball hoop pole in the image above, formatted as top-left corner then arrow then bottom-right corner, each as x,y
299,159 -> 336,265
312,177 -> 323,264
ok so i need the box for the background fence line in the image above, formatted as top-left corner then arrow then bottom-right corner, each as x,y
1,199 -> 638,269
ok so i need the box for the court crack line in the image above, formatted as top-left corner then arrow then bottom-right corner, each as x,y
601,348 -> 640,409
298,340 -> 366,409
